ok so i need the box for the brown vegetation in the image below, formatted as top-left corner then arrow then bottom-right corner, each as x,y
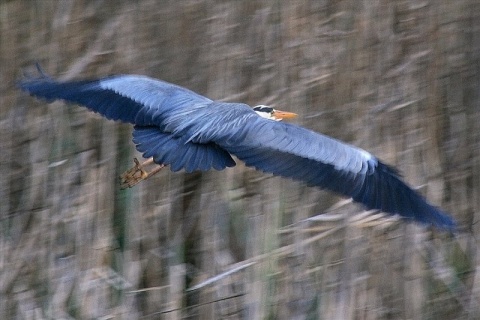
1,1 -> 479,319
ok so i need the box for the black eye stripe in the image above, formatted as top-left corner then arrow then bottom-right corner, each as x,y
253,106 -> 273,113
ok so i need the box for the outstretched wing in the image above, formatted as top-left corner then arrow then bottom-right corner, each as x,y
18,71 -> 246,173
18,72 -> 212,126
184,106 -> 455,230
19,71 -> 455,230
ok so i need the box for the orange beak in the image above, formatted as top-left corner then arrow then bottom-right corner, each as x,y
272,109 -> 298,120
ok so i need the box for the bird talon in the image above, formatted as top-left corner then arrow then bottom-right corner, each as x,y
119,157 -> 164,189
120,158 -> 148,189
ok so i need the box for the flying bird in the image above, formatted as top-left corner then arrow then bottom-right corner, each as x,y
19,68 -> 456,230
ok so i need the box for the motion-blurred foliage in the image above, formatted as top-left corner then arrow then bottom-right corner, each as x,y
1,1 -> 479,319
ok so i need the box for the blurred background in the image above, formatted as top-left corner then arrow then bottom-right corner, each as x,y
1,1 -> 480,319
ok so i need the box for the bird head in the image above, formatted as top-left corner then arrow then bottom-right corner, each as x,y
253,105 -> 298,121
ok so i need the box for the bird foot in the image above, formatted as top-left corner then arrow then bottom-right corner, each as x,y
120,158 -> 164,189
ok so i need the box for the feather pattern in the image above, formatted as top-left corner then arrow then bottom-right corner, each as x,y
133,126 -> 235,172
19,71 -> 456,230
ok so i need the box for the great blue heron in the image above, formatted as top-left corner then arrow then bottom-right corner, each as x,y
19,69 -> 456,230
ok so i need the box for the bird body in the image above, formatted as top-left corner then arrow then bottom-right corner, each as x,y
19,70 -> 456,230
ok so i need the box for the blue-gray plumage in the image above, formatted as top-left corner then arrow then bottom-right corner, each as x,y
18,70 -> 456,230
